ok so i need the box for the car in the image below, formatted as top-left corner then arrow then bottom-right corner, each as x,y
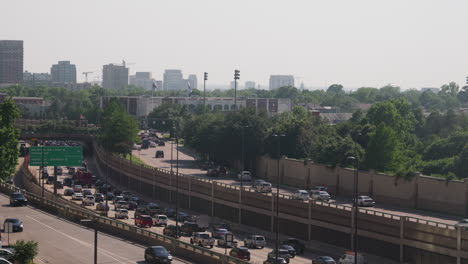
237,171 -> 252,181
263,258 -> 287,264
46,175 -> 55,184
152,215 -> 168,226
82,195 -> 95,206
64,188 -> 74,196
292,190 -> 310,201
54,180 -> 64,189
0,258 -> 13,264
244,235 -> 266,249
211,228 -> 230,239
122,191 -> 132,200
135,208 -> 150,218
253,179 -> 266,188
206,168 -> 219,177
6,177 -> 13,184
55,166 -> 63,175
146,203 -> 162,215
72,193 -> 84,200
132,143 -> 140,150
155,150 -> 164,158
202,161 -> 215,170
3,218 -> 23,232
279,244 -> 296,258
356,196 -> 375,207
209,222 -> 231,231
158,141 -> 165,146
163,225 -> 180,238
128,201 -> 138,210
311,186 -> 328,192
106,192 -> 115,200
337,251 -> 366,264
175,212 -> 191,222
149,141 -> 157,148
113,189 -> 123,196
96,202 -> 109,211
255,182 -> 272,193
268,249 -> 291,263
180,222 -> 203,236
135,215 -> 153,228
63,178 -> 73,186
0,248 -> 15,261
94,193 -> 104,203
144,246 -> 172,264
310,190 -> 331,202
229,247 -> 250,261
113,195 -> 124,204
190,232 -> 215,248
216,166 -> 227,175
73,185 -> 83,193
281,238 -> 305,254
68,167 -> 76,174
217,235 -> 238,248
312,256 -> 336,264
116,200 -> 129,209
83,189 -> 93,196
163,208 -> 176,217
115,209 -> 129,219
9,192 -> 27,206
130,196 -> 141,205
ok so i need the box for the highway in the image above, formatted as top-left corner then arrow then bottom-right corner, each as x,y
132,138 -> 461,226
0,192 -> 189,264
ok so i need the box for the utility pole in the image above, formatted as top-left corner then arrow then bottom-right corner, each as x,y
234,70 -> 240,109
204,72 -> 208,109
272,134 -> 285,263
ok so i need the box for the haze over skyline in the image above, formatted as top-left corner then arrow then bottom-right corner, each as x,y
2,0 -> 468,89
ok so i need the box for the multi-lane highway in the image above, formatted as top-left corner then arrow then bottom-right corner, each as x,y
132,137 -> 461,226
0,192 -> 189,264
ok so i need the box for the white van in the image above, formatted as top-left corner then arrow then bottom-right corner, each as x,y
152,214 -> 168,226
338,251 -> 367,264
255,182 -> 272,193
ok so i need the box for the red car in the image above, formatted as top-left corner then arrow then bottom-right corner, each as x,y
229,247 -> 250,261
135,215 -> 152,228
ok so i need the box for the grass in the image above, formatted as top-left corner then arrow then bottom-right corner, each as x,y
122,153 -> 146,165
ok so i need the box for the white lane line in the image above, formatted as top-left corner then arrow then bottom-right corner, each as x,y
26,215 -> 135,264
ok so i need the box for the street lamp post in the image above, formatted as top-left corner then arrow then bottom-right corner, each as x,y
234,70 -> 240,109
80,219 -> 98,264
348,156 -> 359,264
105,140 -> 109,217
204,72 -> 208,109
175,134 -> 180,238
272,134 -> 285,263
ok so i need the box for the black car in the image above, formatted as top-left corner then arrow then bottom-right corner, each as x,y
128,201 -> 138,210
163,225 -> 180,238
64,188 -> 75,196
106,192 -> 115,200
3,218 -> 23,232
130,196 -> 140,205
135,208 -> 149,218
281,238 -> 305,254
46,175 -> 55,184
279,244 -> 296,258
63,178 -> 73,186
54,180 -> 64,189
155,150 -> 164,158
163,208 -> 176,217
175,212 -> 190,222
9,192 -> 27,206
144,246 -> 172,264
158,141 -> 165,146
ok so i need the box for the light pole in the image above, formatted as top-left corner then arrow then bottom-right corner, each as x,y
240,125 -> 250,189
105,140 -> 109,217
80,219 -> 98,264
234,70 -> 240,109
175,133 -> 180,238
138,148 -> 142,193
272,133 -> 285,263
204,72 -> 208,109
347,156 -> 359,264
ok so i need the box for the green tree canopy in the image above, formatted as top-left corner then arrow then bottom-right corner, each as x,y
0,97 -> 20,181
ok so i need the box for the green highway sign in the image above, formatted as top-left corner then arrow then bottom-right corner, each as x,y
29,146 -> 83,166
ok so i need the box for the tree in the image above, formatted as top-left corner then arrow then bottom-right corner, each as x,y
457,86 -> 468,104
365,123 -> 401,172
12,240 -> 39,264
455,144 -> 468,178
99,98 -> 139,156
326,84 -> 344,95
0,97 -> 20,181
440,82 -> 460,96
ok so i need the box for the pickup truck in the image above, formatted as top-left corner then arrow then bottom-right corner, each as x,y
244,235 -> 266,249
190,232 -> 215,248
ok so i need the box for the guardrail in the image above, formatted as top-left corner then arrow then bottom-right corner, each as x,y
0,181 -> 249,264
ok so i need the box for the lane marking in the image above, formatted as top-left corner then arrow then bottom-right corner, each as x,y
26,215 -> 136,264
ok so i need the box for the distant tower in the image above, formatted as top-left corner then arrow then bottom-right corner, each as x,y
300,82 -> 305,90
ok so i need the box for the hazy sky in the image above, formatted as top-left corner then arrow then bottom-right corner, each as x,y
3,0 -> 468,89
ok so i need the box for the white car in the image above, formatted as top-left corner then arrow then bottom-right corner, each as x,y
115,209 -> 129,219
255,182 -> 272,193
72,193 -> 83,201
149,141 -> 157,148
237,171 -> 252,181
73,185 -> 83,193
310,191 -> 331,202
292,190 -> 309,201
356,196 -> 375,207
338,251 -> 367,264
82,195 -> 95,206
152,214 -> 168,226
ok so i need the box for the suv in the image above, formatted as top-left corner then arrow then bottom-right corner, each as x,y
310,190 -> 331,202
82,195 -> 95,206
292,190 -> 309,201
281,238 -> 305,255
190,232 -> 215,248
115,209 -> 129,219
115,200 -> 129,209
144,246 -> 172,264
229,247 -> 250,261
155,150 -> 164,158
244,235 -> 266,249
337,251 -> 366,264
180,222 -> 203,236
237,171 -> 252,181
152,215 -> 168,226
163,225 -> 180,238
9,192 -> 27,206
135,215 -> 153,228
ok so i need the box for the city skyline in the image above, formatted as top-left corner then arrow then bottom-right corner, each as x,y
2,0 -> 468,90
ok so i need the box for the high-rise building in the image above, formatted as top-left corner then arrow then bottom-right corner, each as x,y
129,72 -> 153,90
23,71 -> 51,87
230,81 -> 240,89
245,81 -> 256,89
0,40 -> 23,86
51,61 -> 76,83
102,64 -> 129,89
163,69 -> 187,90
188,74 -> 197,90
269,75 -> 294,90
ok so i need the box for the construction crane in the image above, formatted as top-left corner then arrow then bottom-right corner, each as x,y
82,72 -> 93,82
